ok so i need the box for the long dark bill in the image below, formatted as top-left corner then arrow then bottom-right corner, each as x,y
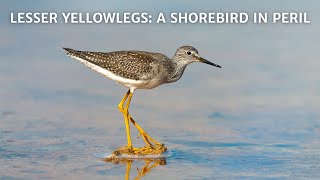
199,57 -> 222,68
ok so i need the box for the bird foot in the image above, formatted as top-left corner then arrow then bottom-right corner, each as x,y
113,144 -> 167,156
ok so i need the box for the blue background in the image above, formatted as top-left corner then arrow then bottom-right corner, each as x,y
1,0 -> 319,179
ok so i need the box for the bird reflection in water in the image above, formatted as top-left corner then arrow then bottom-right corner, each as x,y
105,158 -> 166,180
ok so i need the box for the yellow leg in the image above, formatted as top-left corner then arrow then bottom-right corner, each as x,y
129,116 -> 163,146
115,90 -> 167,155
124,92 -> 133,149
118,90 -> 162,147
118,90 -> 130,109
118,90 -> 133,149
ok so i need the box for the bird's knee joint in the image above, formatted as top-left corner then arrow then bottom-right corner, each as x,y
118,105 -> 124,111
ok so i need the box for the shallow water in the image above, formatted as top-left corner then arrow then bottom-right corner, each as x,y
1,108 -> 320,179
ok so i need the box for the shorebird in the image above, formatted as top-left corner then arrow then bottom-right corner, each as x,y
63,46 -> 221,156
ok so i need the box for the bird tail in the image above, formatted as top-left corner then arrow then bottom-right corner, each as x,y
63,47 -> 77,56
62,47 -> 88,60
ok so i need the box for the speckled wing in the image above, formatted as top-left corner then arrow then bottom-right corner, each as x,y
63,48 -> 165,80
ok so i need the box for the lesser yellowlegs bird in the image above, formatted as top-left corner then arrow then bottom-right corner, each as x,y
63,46 -> 221,156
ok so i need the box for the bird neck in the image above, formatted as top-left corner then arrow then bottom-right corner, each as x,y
167,57 -> 189,83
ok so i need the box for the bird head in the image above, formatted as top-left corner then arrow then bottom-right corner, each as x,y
174,46 -> 221,68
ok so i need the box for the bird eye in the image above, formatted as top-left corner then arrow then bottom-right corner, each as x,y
187,51 -> 191,55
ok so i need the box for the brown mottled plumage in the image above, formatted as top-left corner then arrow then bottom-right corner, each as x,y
63,48 -> 170,81
63,46 -> 221,91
